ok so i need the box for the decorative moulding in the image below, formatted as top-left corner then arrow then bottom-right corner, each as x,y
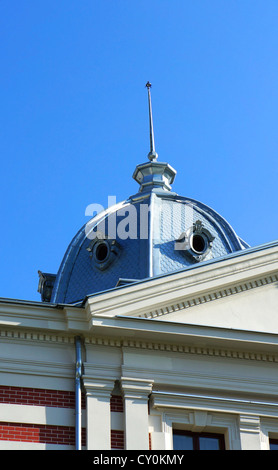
85,334 -> 278,364
138,273 -> 278,320
1,326 -> 278,365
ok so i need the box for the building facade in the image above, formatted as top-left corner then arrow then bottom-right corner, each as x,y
0,85 -> 278,450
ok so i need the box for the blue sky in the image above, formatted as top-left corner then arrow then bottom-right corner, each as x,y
0,0 -> 277,301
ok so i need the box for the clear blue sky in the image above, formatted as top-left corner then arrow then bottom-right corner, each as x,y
0,0 -> 277,301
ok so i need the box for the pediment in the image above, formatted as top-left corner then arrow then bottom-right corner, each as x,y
144,279 -> 278,335
86,242 -> 278,335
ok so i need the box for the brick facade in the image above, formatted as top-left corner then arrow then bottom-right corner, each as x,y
0,386 -> 126,448
0,422 -> 86,446
110,394 -> 124,413
0,385 -> 86,447
110,395 -> 124,449
0,385 -> 86,409
111,430 -> 124,449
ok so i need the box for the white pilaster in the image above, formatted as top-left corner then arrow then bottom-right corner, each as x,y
83,377 -> 115,450
239,415 -> 262,450
121,378 -> 153,450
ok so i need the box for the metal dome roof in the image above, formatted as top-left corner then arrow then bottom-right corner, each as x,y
38,84 -> 249,304
49,179 -> 248,304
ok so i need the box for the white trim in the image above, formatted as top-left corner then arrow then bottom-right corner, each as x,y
0,403 -> 86,427
149,407 -> 240,450
0,441 -> 76,450
151,391 -> 278,419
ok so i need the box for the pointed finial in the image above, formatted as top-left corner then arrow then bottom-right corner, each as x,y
145,82 -> 158,161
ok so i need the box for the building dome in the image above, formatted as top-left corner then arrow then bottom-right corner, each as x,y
38,84 -> 249,304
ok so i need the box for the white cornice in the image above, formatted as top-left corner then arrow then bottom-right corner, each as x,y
1,316 -> 278,365
0,301 -> 67,331
87,315 -> 278,357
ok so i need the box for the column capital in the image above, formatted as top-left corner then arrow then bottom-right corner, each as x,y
83,376 -> 115,398
120,377 -> 153,400
239,414 -> 260,433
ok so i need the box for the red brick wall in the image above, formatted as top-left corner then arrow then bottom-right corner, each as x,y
110,394 -> 124,413
0,385 -> 86,447
111,430 -> 124,449
110,395 -> 124,449
0,385 -> 86,409
0,386 -> 127,448
0,422 -> 86,446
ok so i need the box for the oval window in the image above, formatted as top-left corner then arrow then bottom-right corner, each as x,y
95,242 -> 109,262
191,234 -> 207,254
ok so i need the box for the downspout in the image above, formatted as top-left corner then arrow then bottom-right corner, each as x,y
75,336 -> 83,450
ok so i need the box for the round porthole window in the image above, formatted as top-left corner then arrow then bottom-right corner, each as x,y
95,242 -> 109,262
87,233 -> 121,271
191,233 -> 207,254
175,220 -> 215,262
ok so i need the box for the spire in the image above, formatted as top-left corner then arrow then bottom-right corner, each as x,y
146,82 -> 158,161
132,82 -> 177,193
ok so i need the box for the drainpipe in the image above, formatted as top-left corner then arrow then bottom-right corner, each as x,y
75,336 -> 83,450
